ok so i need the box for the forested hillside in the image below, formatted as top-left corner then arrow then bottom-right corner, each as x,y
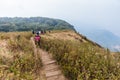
0,17 -> 75,32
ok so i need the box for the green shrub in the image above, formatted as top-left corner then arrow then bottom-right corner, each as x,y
40,37 -> 120,80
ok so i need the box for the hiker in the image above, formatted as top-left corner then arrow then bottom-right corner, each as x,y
34,32 -> 41,46
41,30 -> 43,34
32,30 -> 35,34
49,30 -> 51,33
36,31 -> 39,35
39,31 -> 41,34
44,30 -> 46,33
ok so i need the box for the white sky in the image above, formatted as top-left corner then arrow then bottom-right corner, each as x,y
0,0 -> 120,36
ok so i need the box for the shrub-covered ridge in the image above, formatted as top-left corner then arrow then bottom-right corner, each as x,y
40,30 -> 120,80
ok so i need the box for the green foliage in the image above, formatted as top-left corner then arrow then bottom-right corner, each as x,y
0,17 -> 75,32
40,37 -> 120,80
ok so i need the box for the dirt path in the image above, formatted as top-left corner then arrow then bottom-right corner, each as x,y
31,37 -> 67,80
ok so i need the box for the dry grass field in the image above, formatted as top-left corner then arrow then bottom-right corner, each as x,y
0,30 -> 120,80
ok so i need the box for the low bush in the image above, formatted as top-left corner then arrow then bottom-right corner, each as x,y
40,37 -> 120,80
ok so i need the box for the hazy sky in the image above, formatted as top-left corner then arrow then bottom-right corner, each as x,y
0,0 -> 120,36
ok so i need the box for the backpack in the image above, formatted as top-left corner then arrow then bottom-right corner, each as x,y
34,35 -> 40,42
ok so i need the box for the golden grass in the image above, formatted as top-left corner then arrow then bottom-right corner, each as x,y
0,31 -> 42,80
42,30 -> 87,43
40,30 -> 120,80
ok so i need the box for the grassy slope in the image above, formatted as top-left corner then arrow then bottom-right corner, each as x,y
0,32 -> 42,80
0,30 -> 120,80
40,30 -> 120,80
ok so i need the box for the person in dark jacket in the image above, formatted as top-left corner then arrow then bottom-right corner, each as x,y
32,30 -> 35,34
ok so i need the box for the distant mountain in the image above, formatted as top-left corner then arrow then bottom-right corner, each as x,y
0,17 -> 75,32
76,28 -> 120,52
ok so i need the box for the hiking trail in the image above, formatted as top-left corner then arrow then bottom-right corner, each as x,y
31,37 -> 68,80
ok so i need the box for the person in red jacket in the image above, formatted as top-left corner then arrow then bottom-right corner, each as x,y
34,32 -> 41,46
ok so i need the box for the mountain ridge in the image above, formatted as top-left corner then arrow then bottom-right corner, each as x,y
0,17 -> 75,32
76,28 -> 120,52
